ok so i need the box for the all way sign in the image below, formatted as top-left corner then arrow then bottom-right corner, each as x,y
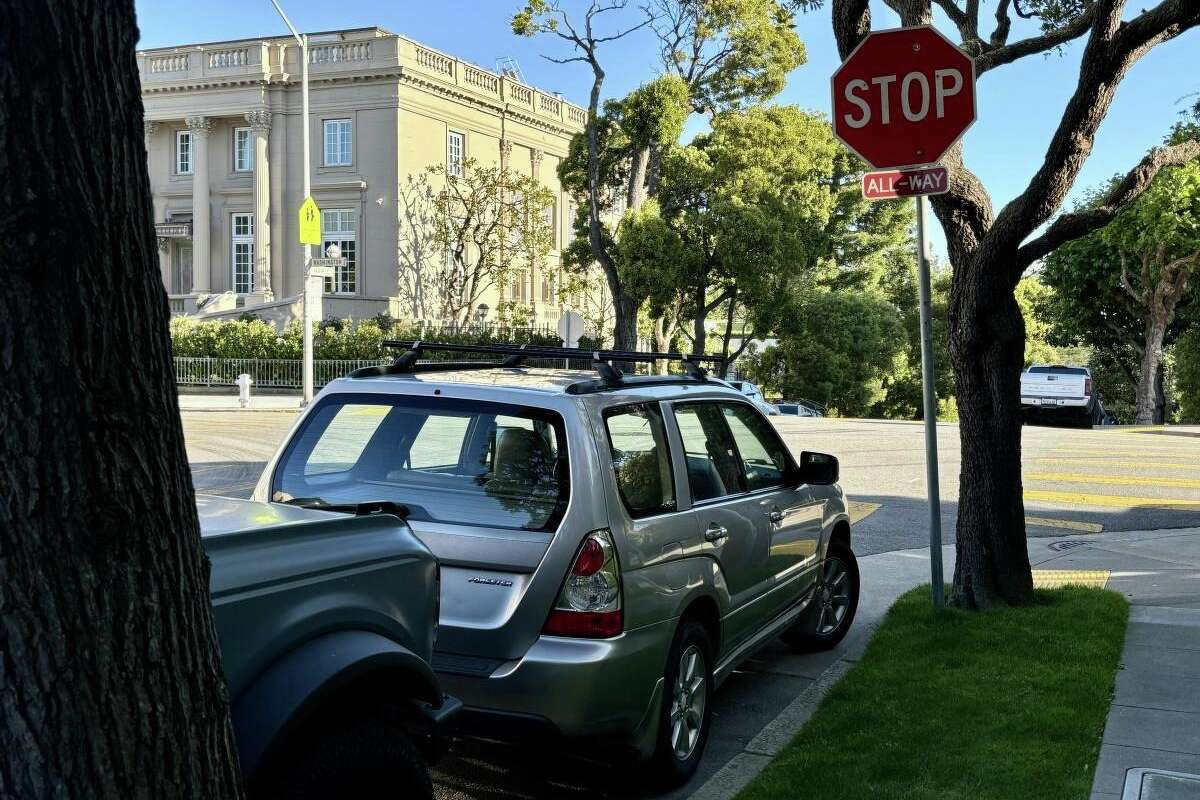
862,165 -> 949,201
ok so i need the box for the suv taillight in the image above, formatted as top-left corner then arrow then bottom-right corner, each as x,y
542,529 -> 623,638
1085,378 -> 1093,396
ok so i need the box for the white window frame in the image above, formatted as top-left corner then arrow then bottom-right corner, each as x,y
323,118 -> 353,167
322,209 -> 357,294
176,130 -> 192,175
231,213 -> 255,294
233,127 -> 253,172
447,130 -> 465,177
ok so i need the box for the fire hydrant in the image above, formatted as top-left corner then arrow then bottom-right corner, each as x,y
236,373 -> 253,408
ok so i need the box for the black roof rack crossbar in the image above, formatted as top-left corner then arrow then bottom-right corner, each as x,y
372,340 -> 725,386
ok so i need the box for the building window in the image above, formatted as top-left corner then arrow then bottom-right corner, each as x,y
541,272 -> 554,303
233,127 -> 253,172
176,130 -> 192,174
322,209 -> 357,294
510,270 -> 528,302
323,119 -> 352,166
542,201 -> 557,249
447,130 -> 465,177
231,213 -> 254,293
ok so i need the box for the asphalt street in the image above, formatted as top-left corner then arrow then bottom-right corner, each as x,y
183,408 -> 1200,799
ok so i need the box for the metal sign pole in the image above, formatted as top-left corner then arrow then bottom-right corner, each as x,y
915,195 -> 945,608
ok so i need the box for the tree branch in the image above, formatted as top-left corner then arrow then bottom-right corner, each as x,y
1013,138 -> 1200,268
1118,251 -> 1147,304
990,0 -> 1200,266
976,6 -> 1096,73
831,0 -> 871,58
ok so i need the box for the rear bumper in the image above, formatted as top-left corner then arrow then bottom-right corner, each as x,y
435,617 -> 674,746
1021,396 -> 1091,410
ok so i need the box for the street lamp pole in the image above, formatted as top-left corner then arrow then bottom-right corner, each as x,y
269,0 -> 315,405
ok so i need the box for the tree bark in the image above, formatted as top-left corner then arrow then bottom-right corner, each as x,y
627,145 -> 650,211
0,2 -> 244,797
692,287 -> 708,356
1136,317 -> 1168,424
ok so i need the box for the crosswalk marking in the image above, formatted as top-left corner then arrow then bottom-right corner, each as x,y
1024,516 -> 1104,533
1024,471 -> 1200,490
1041,447 -> 1196,458
1025,489 -> 1200,509
1036,458 -> 1200,471
847,501 -> 881,524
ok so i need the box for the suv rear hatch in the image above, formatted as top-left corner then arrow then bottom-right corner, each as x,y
1021,366 -> 1090,402
266,391 -> 578,661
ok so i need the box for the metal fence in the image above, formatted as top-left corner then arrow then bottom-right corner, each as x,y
175,357 -> 392,389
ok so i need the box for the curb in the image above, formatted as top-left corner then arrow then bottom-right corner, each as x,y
688,636 -> 870,800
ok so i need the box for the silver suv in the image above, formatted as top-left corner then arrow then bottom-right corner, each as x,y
252,342 -> 860,786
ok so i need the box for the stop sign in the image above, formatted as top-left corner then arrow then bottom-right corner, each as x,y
832,26 -> 976,169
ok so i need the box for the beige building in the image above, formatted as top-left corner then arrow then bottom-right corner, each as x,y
139,27 -> 594,328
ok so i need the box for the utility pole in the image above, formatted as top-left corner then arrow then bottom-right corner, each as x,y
269,0 -> 315,405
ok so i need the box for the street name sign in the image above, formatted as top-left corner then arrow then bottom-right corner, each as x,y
307,266 -> 335,279
309,257 -> 347,269
862,165 -> 949,201
832,26 -> 976,169
298,196 -> 322,245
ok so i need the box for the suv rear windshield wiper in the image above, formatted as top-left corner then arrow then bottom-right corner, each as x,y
276,495 -> 410,518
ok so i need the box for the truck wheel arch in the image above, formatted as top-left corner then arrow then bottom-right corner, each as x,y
232,629 -> 440,782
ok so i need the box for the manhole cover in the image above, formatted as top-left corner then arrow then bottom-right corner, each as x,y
1123,768 -> 1200,799
1049,540 -> 1090,552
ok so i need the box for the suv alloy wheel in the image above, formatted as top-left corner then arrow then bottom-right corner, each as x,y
650,619 -> 713,786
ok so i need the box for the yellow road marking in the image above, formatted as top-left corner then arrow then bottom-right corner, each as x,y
1035,458 -> 1200,471
1032,569 -> 1110,589
1025,472 -> 1200,489
1042,447 -> 1197,458
1025,489 -> 1200,509
1024,516 -> 1104,533
848,501 -> 881,524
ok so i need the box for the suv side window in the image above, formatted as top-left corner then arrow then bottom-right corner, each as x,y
722,403 -> 789,491
605,403 -> 676,517
673,403 -> 746,502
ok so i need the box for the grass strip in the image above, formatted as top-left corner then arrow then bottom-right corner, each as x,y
737,586 -> 1128,800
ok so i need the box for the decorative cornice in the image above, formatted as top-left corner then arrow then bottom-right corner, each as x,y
143,120 -> 161,140
185,115 -> 214,136
245,108 -> 272,132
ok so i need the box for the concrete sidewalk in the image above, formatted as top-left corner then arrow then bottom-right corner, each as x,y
178,392 -> 302,412
1028,528 -> 1200,800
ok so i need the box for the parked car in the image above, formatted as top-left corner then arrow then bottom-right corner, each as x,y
200,495 -> 458,799
724,380 -> 779,415
776,399 -> 827,418
252,342 -> 860,787
1020,364 -> 1102,427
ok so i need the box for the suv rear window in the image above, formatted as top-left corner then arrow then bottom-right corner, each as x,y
273,394 -> 569,532
1027,366 -> 1088,375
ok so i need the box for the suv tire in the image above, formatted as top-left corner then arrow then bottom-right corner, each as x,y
264,713 -> 434,800
783,543 -> 860,652
649,618 -> 714,787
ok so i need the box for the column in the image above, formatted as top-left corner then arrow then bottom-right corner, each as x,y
530,148 -> 543,181
185,115 -> 213,293
499,137 -> 512,171
246,108 -> 273,300
268,109 -> 285,297
143,121 -> 169,288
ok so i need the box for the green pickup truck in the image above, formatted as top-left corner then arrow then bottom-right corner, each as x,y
199,494 -> 458,799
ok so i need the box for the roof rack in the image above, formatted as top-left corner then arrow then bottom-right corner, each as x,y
346,340 -> 725,388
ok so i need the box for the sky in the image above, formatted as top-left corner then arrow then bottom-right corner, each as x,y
133,0 -> 1198,262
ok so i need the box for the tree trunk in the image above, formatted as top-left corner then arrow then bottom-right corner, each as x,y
613,288 -> 640,354
627,145 -> 650,211
948,257 -> 1034,609
1155,362 -> 1167,424
1135,316 -> 1168,424
0,3 -> 244,797
692,287 -> 707,356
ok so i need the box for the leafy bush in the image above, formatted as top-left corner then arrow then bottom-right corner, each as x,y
169,317 -> 562,361
1174,327 -> 1200,423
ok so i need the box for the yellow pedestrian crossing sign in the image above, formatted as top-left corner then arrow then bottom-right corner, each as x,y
298,196 -> 321,245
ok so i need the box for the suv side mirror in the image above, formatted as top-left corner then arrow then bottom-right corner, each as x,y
799,451 -> 839,485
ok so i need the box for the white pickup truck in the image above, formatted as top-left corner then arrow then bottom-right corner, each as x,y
1020,365 -> 1100,427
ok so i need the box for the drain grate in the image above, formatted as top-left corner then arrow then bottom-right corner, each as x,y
1122,767 -> 1200,799
1049,540 -> 1090,552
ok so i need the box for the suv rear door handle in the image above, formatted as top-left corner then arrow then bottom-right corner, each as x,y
768,508 -> 784,524
704,524 -> 728,542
